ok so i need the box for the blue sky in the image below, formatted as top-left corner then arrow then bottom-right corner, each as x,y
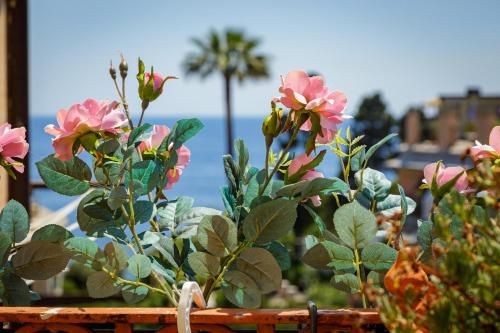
29,0 -> 500,118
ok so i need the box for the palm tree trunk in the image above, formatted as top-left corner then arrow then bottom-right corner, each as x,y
223,74 -> 234,156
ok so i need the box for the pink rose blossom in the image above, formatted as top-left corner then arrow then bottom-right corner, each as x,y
0,123 -> 29,173
137,125 -> 169,153
422,162 -> 469,193
288,153 -> 324,206
45,99 -> 127,161
278,70 -> 348,143
137,125 -> 191,189
470,126 -> 500,161
144,73 -> 165,94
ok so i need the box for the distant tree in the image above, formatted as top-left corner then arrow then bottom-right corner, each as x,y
353,93 -> 398,167
183,29 -> 270,156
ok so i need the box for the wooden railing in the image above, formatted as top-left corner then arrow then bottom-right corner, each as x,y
0,307 -> 384,333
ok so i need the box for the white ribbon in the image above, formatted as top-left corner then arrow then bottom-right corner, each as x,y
177,281 -> 207,333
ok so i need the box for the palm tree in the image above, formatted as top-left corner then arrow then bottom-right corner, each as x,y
184,29 -> 269,156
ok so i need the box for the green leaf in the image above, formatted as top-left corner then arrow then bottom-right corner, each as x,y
36,155 -> 92,196
150,256 -> 176,284
286,150 -> 326,183
1,273 -> 30,306
333,201 -> 377,249
222,270 -> 261,308
187,252 -> 220,278
242,198 -> 297,245
259,241 -> 291,271
219,186 -> 235,216
151,235 -> 178,269
236,247 -> 282,293
77,190 -> 119,236
82,191 -> 121,221
64,237 -> 105,269
302,241 -> 354,272
32,224 -> 73,243
0,232 -> 11,263
450,215 -> 464,239
122,285 -> 149,304
301,241 -> 332,270
128,254 -> 152,279
127,123 -> 152,147
125,160 -> 160,196
398,185 -> 409,228
177,207 -> 221,239
12,240 -> 71,280
235,139 -> 249,178
350,146 -> 366,172
367,271 -> 384,286
161,118 -> 204,151
364,133 -> 398,162
361,243 -> 397,271
331,273 -> 360,293
107,186 -> 128,210
377,195 -> 416,217
354,168 -> 392,201
303,205 -> 326,236
97,139 -> 120,155
417,219 -> 433,261
0,199 -> 29,243
104,241 -> 128,270
197,215 -> 237,257
86,271 -> 120,298
223,155 -> 239,193
275,180 -> 310,198
301,178 -> 347,198
127,201 -> 156,225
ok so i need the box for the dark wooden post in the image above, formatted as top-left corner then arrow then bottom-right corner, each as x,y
6,0 -> 30,209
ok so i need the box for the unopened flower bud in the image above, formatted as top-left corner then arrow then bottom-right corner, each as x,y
109,61 -> 117,80
119,54 -> 128,79
262,103 -> 283,142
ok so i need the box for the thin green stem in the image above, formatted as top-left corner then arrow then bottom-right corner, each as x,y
138,100 -> 149,127
259,125 -> 300,196
354,248 -> 367,308
203,242 -> 249,301
102,267 -> 168,297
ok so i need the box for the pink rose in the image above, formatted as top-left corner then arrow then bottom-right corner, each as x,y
144,73 -> 165,94
45,99 -> 127,161
137,125 -> 191,189
470,126 -> 499,161
278,70 -> 348,142
0,123 -> 29,173
288,153 -> 324,206
138,124 -> 169,153
422,162 -> 469,193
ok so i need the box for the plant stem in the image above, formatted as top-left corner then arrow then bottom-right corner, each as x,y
126,159 -> 177,305
102,267 -> 166,296
203,242 -> 249,301
138,100 -> 149,127
259,125 -> 300,196
354,248 -> 367,309
112,77 -> 133,129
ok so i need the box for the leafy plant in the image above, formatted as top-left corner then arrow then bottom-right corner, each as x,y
377,129 -> 500,332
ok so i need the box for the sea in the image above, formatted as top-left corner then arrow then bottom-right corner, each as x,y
29,116 -> 347,224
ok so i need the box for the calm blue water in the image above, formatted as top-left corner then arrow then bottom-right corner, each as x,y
30,116 -> 344,218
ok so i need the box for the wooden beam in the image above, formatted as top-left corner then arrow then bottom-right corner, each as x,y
0,307 -> 381,325
6,0 -> 30,209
